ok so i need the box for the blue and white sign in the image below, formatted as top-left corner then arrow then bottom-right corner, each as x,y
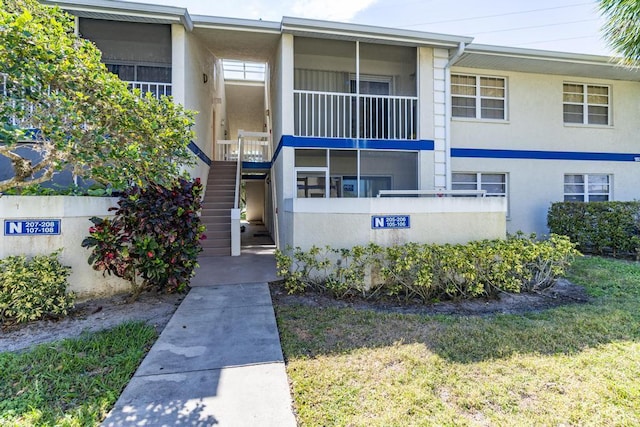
371,215 -> 410,229
4,219 -> 61,236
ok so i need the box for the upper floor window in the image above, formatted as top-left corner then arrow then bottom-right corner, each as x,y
452,172 -> 507,197
564,174 -> 611,202
452,74 -> 506,120
563,83 -> 610,125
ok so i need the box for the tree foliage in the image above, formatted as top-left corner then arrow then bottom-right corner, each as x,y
0,0 -> 196,192
599,0 -> 640,64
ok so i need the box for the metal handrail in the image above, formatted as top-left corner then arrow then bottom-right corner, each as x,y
377,190 -> 487,198
234,134 -> 242,209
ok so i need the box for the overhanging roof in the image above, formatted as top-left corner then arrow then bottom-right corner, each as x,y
191,16 -> 281,63
281,16 -> 473,48
42,0 -> 193,31
457,44 -> 640,82
39,1 -> 640,81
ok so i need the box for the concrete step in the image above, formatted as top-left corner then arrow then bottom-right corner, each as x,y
201,211 -> 232,219
201,223 -> 231,230
201,203 -> 234,210
200,239 -> 231,249
202,231 -> 231,241
200,247 -> 231,257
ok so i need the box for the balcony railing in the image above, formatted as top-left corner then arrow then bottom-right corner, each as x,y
216,135 -> 271,164
1,75 -> 172,130
294,90 -> 418,140
125,81 -> 172,99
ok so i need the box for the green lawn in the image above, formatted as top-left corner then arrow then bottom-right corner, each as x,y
0,322 -> 156,426
275,256 -> 640,426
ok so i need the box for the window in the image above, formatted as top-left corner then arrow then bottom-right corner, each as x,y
452,74 -> 506,120
452,173 -> 507,197
294,149 -> 417,198
563,83 -> 610,125
564,174 -> 611,202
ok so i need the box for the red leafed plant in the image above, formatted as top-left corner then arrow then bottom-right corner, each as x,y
82,178 -> 206,299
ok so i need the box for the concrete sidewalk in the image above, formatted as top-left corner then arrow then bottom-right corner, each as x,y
102,247 -> 297,426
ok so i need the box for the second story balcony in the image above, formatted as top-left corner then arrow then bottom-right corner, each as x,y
125,80 -> 172,99
294,90 -> 417,140
293,38 -> 418,141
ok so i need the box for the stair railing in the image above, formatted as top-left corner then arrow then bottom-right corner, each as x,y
230,132 -> 244,256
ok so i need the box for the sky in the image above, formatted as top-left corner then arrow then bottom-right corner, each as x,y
126,0 -> 614,56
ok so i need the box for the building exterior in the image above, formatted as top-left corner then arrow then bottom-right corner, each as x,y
26,1 -> 640,254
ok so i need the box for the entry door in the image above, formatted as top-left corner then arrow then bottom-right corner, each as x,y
350,78 -> 391,139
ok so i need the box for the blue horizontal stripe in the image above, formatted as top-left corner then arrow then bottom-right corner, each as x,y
243,174 -> 267,180
452,148 -> 640,162
272,135 -> 434,164
242,161 -> 271,169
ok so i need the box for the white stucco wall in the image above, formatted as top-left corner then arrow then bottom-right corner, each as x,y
450,66 -> 640,236
417,47 -> 435,191
273,34 -> 295,248
182,29 -> 219,183
283,197 -> 506,250
451,67 -> 640,153
453,157 -> 640,236
226,84 -> 265,140
0,196 -> 131,299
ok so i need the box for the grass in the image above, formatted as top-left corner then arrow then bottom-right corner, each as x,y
275,256 -> 640,426
0,322 -> 157,427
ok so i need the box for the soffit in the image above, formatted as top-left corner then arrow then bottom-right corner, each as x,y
191,16 -> 281,63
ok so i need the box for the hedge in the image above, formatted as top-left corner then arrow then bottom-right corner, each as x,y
547,201 -> 640,258
275,234 -> 578,303
0,251 -> 75,325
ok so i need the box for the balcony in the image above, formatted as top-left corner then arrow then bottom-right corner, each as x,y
125,81 -> 172,99
1,73 -> 172,131
294,90 -> 417,140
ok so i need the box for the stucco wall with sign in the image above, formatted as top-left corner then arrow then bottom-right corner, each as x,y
282,197 -> 507,250
0,196 -> 131,299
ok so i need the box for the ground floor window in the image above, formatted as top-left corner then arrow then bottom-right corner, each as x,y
564,174 -> 611,201
452,172 -> 507,197
294,149 -> 417,198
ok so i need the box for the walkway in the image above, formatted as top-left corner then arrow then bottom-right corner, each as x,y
102,223 -> 297,426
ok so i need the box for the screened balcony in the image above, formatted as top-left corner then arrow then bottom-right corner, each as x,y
294,38 -> 418,140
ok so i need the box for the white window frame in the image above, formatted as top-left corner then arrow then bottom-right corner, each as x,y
452,172 -> 509,216
562,82 -> 611,126
563,174 -> 612,202
451,74 -> 507,121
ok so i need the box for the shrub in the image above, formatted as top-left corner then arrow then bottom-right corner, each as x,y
275,234 -> 579,303
0,251 -> 75,325
547,201 -> 640,258
82,178 -> 205,298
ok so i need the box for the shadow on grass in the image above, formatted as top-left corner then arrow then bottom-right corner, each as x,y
274,257 -> 640,364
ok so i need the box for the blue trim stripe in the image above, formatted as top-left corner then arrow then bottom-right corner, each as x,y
243,174 -> 267,180
242,161 -> 271,169
272,135 -> 434,164
187,141 -> 212,166
452,148 -> 640,162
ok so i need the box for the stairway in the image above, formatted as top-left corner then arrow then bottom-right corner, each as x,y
200,161 -> 237,257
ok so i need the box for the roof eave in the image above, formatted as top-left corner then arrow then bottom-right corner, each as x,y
192,15 -> 281,34
42,0 -> 193,31
281,16 -> 473,48
465,43 -> 617,67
